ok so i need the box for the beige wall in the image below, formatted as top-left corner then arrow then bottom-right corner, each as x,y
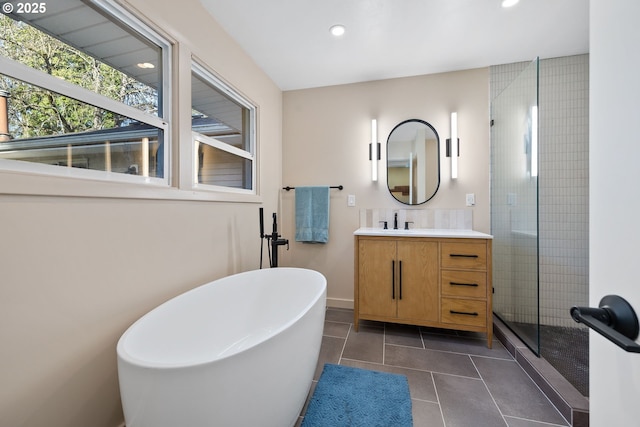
0,1 -> 282,426
281,68 -> 490,307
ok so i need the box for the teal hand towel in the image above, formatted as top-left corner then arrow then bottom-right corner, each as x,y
295,186 -> 330,243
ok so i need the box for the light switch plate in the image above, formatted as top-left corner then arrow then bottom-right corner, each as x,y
347,194 -> 356,207
466,193 -> 476,206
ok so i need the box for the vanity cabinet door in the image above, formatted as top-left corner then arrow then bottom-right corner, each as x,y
396,241 -> 439,322
358,239 -> 397,318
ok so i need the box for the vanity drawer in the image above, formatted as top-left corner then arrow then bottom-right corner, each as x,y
441,270 -> 487,298
441,298 -> 486,327
441,242 -> 487,270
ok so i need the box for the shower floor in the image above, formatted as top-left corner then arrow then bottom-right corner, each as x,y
540,325 -> 589,397
512,322 -> 589,397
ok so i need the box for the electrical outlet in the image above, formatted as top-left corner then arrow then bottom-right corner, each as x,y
466,193 -> 476,206
347,194 -> 356,207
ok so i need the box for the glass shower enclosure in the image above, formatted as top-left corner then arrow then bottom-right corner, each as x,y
491,58 -> 540,354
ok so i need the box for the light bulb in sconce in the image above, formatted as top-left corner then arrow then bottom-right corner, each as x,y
531,105 -> 538,177
370,119 -> 379,181
450,112 -> 458,179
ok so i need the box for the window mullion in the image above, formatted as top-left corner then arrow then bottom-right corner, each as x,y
0,56 -> 167,131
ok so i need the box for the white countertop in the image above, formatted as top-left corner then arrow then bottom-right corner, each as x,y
354,227 -> 493,239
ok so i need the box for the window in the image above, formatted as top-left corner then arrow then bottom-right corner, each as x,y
0,0 -> 170,183
191,62 -> 256,193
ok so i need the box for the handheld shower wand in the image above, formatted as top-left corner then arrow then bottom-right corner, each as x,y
259,208 -> 265,268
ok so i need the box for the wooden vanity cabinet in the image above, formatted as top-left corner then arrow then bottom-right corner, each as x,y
357,239 -> 439,323
354,235 -> 493,348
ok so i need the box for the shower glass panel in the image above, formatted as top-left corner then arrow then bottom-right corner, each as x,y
491,58 -> 540,355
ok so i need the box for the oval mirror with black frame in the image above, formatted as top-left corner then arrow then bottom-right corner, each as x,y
386,119 -> 440,205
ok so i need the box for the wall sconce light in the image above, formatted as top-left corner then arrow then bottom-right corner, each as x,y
446,112 -> 459,179
370,119 -> 380,181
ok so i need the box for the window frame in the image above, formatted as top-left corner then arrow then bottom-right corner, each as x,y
0,0 -> 172,187
190,61 -> 257,196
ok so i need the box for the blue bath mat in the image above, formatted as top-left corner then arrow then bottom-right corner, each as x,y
302,364 -> 413,427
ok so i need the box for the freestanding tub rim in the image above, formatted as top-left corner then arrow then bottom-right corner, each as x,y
116,267 -> 326,369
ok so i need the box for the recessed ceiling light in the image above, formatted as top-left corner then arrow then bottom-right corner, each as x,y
330,24 -> 345,37
137,62 -> 155,69
501,0 -> 520,7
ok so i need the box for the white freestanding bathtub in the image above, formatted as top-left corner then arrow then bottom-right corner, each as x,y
117,268 -> 327,427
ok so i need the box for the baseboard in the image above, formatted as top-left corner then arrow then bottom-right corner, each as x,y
326,297 -> 353,309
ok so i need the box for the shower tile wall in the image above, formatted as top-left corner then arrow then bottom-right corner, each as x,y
491,55 -> 589,327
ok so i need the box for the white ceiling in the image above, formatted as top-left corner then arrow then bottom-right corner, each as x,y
199,0 -> 589,91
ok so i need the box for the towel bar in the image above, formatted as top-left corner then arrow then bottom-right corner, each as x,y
283,185 -> 343,191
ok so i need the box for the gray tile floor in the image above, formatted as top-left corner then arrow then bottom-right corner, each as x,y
298,308 -> 569,427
